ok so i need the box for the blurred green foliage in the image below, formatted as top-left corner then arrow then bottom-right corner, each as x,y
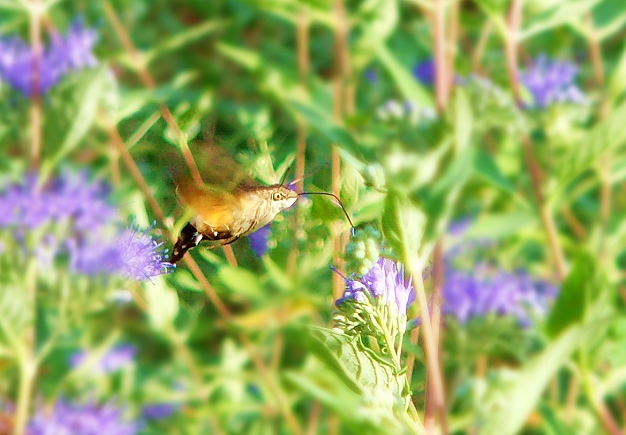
1,0 -> 626,434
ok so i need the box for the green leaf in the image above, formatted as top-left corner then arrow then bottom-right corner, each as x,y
216,42 -> 261,71
299,326 -> 409,414
287,99 -> 366,161
262,257 -> 294,293
473,149 -> 516,194
546,251 -> 608,337
172,269 -> 203,293
464,211 -> 537,240
382,191 -> 425,264
0,284 -> 31,350
473,0 -> 508,17
592,0 -> 626,40
145,20 -> 223,66
481,325 -> 586,435
285,367 -> 405,434
610,38 -> 626,98
41,66 -> 108,178
357,0 -> 398,41
538,403 -> 579,435
557,97 -> 626,190
217,265 -> 264,298
145,275 -> 179,332
370,39 -> 433,108
521,0 -> 603,40
301,326 -> 365,394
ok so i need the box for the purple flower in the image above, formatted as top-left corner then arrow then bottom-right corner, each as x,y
519,55 -> 586,108
142,403 -> 177,420
69,344 -> 137,374
442,222 -> 557,326
27,398 -> 142,435
55,19 -> 99,71
443,265 -> 557,326
248,224 -> 270,257
0,171 -> 173,281
364,68 -> 378,83
67,225 -> 173,280
0,171 -> 115,230
440,219 -> 558,326
0,19 -> 97,96
337,258 -> 415,316
413,59 -> 435,86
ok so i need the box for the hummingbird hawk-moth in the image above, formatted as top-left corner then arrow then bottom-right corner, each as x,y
168,147 -> 352,264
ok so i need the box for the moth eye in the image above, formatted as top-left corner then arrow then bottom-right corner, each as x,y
272,192 -> 283,201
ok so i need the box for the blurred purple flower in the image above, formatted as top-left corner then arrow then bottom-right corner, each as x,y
69,344 -> 137,374
0,171 -> 115,230
519,55 -> 585,108
248,224 -> 270,257
337,258 -> 415,316
443,264 -> 557,326
0,19 -> 97,96
67,225 -> 173,280
442,221 -> 557,326
413,59 -> 435,86
113,227 -> 172,280
364,68 -> 378,83
28,398 -> 142,435
142,403 -> 177,420
56,19 -> 99,71
0,171 -> 173,280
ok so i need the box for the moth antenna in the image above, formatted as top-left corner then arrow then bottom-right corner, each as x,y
298,191 -> 355,230
289,164 -> 329,188
279,166 -> 291,187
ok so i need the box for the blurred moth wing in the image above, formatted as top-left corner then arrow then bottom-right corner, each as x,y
175,178 -> 241,230
189,145 -> 262,192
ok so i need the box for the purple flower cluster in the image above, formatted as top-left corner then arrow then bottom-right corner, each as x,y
0,171 -> 172,280
248,224 -> 270,257
413,59 -> 435,86
141,403 -> 177,420
442,222 -> 557,326
519,55 -> 585,108
0,172 -> 115,229
443,264 -> 557,326
27,398 -> 142,435
68,226 -> 172,280
0,19 -> 97,96
69,344 -> 137,374
337,258 -> 415,316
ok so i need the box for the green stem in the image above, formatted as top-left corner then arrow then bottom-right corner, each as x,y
14,358 -> 36,435
36,273 -> 70,364
14,262 -> 38,435
579,351 -> 622,435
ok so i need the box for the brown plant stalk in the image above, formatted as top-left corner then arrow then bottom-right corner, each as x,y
422,0 -> 451,432
331,0 -> 348,301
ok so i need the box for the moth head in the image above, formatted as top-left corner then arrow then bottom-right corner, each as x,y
270,185 -> 298,211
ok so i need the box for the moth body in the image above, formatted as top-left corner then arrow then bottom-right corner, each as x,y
169,183 -> 297,264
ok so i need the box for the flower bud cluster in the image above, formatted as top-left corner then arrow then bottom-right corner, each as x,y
344,226 -> 382,277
